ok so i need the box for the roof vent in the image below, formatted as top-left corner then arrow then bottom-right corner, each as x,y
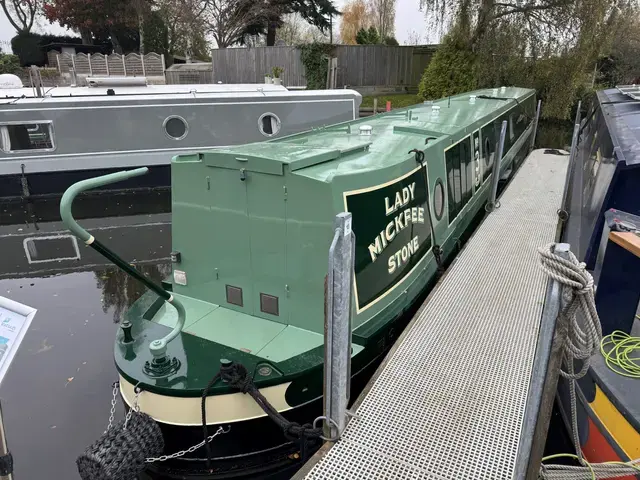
431,105 -> 440,116
359,125 -> 373,136
492,88 -> 499,95
469,95 -> 476,104
500,86 -> 507,92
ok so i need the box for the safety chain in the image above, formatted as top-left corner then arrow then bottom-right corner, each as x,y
105,381 -> 230,463
145,426 -> 230,463
105,381 -> 119,433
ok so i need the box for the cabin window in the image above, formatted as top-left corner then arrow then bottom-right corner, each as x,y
258,113 -> 281,137
509,113 -> 515,141
164,116 -> 188,140
0,122 -> 54,152
445,136 -> 473,223
433,178 -> 445,221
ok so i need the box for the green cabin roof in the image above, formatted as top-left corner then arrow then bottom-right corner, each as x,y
201,87 -> 535,182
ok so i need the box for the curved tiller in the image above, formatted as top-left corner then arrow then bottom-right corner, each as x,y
59,168 -> 185,363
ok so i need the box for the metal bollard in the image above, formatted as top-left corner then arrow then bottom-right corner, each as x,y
323,212 -> 355,440
487,120 -> 508,212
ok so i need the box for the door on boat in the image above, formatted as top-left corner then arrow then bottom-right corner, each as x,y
245,173 -> 288,325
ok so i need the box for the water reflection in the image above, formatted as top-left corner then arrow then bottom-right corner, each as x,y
95,263 -> 171,323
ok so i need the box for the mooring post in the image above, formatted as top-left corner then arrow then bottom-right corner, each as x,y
487,120 -> 508,212
521,243 -> 571,480
373,98 -> 378,115
529,100 -> 542,151
323,212 -> 354,440
0,401 -> 13,480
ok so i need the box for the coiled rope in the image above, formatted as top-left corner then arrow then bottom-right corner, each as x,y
537,244 -> 640,480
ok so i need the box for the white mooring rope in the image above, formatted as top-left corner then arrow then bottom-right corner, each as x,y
537,243 -> 640,479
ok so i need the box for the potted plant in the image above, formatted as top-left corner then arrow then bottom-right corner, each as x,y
264,73 -> 271,84
271,66 -> 284,85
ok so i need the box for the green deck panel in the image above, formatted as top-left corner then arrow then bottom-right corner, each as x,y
185,306 -> 287,355
256,324 -> 364,362
150,293 -> 216,329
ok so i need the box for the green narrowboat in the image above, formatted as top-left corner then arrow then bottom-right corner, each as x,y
64,87 -> 537,479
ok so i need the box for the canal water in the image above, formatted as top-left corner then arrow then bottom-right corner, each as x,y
0,120 -> 574,479
0,191 -> 172,479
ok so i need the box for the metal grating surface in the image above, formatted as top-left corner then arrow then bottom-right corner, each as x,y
305,150 -> 568,480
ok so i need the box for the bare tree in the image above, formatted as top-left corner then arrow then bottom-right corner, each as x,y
156,0 -> 209,55
0,0 -> 40,34
405,30 -> 423,45
370,0 -> 396,39
204,0 -> 270,48
277,12 -> 329,44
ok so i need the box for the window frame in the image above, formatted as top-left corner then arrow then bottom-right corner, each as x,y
258,112 -> 282,137
0,120 -> 56,154
444,133 -> 474,225
163,115 -> 189,141
433,177 -> 445,221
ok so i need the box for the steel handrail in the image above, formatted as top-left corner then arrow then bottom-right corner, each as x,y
60,168 -> 185,358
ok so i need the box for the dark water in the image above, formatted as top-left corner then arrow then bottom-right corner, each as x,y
0,191 -> 171,480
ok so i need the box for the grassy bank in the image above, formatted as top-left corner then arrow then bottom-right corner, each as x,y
361,94 -> 422,109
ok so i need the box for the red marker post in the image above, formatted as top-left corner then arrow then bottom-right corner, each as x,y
386,101 -> 391,112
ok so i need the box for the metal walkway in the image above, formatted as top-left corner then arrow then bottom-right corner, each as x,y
300,150 -> 569,480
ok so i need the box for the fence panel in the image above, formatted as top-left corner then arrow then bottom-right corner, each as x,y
144,53 -> 165,76
74,53 -> 90,74
125,53 -> 144,75
90,53 -> 108,75
107,53 -> 125,76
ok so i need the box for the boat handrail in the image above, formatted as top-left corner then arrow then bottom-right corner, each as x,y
59,167 -> 185,359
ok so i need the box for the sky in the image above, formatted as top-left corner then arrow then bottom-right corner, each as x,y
0,0 -> 433,49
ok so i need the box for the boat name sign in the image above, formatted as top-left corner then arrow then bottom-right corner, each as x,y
345,165 -> 432,312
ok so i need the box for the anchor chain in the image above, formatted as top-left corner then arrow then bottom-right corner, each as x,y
105,381 -> 230,463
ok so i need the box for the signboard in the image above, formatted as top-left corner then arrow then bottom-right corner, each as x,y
344,165 -> 432,313
0,297 -> 36,386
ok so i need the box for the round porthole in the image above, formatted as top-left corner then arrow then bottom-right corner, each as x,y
433,178 -> 445,221
258,112 -> 281,137
164,115 -> 188,140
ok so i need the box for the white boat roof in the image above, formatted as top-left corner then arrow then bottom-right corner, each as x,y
0,83 -> 359,106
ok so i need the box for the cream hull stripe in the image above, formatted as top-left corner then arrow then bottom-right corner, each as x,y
119,375 -> 293,426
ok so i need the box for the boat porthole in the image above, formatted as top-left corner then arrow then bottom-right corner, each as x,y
258,112 -> 281,137
163,115 -> 189,140
433,178 -> 445,221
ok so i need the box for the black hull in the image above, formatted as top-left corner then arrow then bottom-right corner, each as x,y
0,165 -> 171,199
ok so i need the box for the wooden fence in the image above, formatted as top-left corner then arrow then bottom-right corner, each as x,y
211,45 -> 438,89
55,52 -> 165,77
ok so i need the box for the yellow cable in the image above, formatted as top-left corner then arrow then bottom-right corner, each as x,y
541,454 -> 595,480
600,330 -> 640,379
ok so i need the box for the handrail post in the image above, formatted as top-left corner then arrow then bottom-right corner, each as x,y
529,99 -> 542,151
324,212 -> 355,440
487,120 -> 508,212
558,100 -> 582,236
520,243 -> 572,479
